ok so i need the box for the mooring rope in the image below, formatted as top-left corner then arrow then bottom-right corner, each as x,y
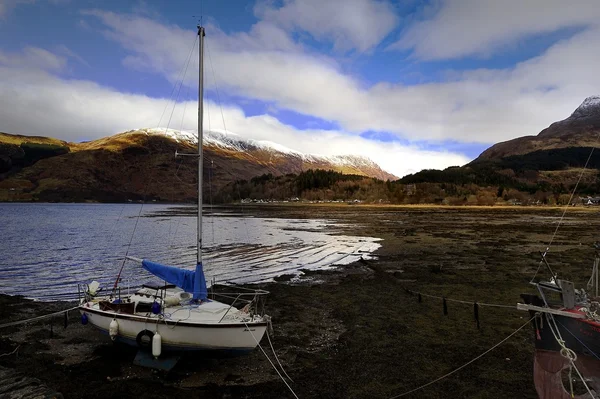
388,316 -> 534,398
555,318 -> 600,361
544,313 -> 595,398
0,345 -> 20,358
266,329 -> 294,383
0,306 -> 79,329
243,320 -> 299,399
406,289 -> 516,309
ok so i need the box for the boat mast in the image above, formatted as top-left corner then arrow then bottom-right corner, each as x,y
197,25 -> 205,266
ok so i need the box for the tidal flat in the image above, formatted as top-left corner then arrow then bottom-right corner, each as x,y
2,205 -> 599,398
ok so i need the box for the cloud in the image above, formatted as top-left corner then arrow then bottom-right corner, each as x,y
6,5 -> 600,178
55,44 -> 90,67
215,114 -> 469,177
82,10 -> 600,146
81,9 -> 195,83
0,0 -> 33,18
392,0 -> 600,60
0,47 -> 468,177
0,46 -> 67,71
255,0 -> 399,52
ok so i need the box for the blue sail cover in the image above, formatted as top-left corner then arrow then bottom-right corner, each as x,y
142,260 -> 207,300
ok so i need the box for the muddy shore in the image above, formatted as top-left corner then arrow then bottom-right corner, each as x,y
2,205 -> 599,398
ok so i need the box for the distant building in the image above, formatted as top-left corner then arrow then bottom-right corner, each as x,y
580,197 -> 600,205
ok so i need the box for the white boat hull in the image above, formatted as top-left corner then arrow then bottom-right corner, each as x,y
80,306 -> 268,353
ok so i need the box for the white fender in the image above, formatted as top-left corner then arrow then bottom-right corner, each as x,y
152,332 -> 162,358
109,318 -> 119,341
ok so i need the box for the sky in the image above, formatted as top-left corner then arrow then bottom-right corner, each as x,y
1,0 -> 600,178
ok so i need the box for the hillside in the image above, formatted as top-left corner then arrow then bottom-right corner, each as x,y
477,96 -> 600,160
397,96 -> 600,205
0,129 -> 397,202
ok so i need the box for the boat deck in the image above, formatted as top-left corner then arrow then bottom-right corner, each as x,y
82,293 -> 263,326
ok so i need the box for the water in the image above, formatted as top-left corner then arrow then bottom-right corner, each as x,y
0,203 -> 381,301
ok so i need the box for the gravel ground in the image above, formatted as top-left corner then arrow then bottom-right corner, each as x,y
2,205 -> 599,398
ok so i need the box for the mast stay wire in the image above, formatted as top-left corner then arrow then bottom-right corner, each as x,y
205,38 -> 254,246
531,132 -> 600,282
117,33 -> 199,288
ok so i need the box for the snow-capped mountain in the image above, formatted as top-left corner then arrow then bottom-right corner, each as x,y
0,127 -> 397,203
476,96 -> 600,160
136,127 -> 397,179
569,95 -> 600,119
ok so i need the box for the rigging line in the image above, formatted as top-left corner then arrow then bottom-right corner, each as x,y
166,52 -> 195,248
156,35 -> 197,250
113,202 -> 145,294
533,132 -> 600,282
207,82 -> 216,248
206,40 -> 252,242
242,321 -> 299,399
164,36 -> 197,135
208,159 -> 215,248
205,38 -> 228,136
156,35 -> 198,129
389,316 -> 534,399
556,319 -> 600,361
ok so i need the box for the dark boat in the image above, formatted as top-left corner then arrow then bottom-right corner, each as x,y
519,247 -> 600,398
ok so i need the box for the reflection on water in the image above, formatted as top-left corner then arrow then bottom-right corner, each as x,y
0,203 -> 381,301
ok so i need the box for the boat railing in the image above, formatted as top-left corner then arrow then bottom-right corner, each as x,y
210,289 -> 270,323
78,282 -> 132,304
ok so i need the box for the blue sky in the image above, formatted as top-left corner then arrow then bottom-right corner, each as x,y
1,0 -> 600,177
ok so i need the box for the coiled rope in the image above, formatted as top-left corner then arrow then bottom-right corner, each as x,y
543,312 -> 595,398
556,318 -> 600,361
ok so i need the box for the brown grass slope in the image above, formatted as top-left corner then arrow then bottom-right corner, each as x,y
0,130 -> 396,202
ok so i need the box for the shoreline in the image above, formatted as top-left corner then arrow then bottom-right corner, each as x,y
4,205 -> 595,398
2,200 -> 600,212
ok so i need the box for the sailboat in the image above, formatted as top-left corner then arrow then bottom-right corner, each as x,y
518,243 -> 600,396
78,26 -> 270,355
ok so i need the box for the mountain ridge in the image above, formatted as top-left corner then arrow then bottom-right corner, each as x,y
0,128 -> 397,202
476,96 -> 600,160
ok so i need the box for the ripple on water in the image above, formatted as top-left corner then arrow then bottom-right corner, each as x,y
0,203 -> 381,301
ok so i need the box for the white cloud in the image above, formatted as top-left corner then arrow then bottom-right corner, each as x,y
0,47 -> 468,178
55,44 -> 89,67
81,10 -> 600,146
219,114 -> 469,177
5,4 -> 600,178
0,46 -> 67,71
392,0 -> 600,60
255,0 -> 398,52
